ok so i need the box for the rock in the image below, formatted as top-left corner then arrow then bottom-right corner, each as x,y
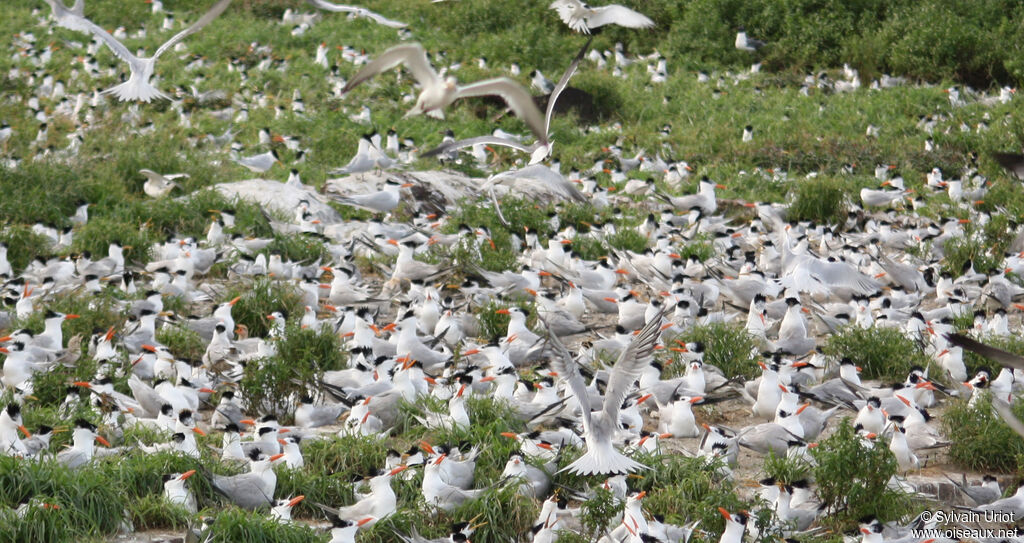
209,179 -> 341,223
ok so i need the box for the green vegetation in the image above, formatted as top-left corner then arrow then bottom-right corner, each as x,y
787,177 -> 848,225
671,323 -> 759,379
810,419 -> 915,530
942,394 -> 1024,473
822,325 -> 930,380
240,322 -> 345,421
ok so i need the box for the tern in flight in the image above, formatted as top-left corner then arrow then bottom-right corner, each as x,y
544,308 -> 665,475
58,0 -> 232,102
343,43 -> 547,144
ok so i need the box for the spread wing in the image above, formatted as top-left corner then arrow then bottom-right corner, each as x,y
602,308 -> 665,421
455,78 -> 546,143
542,316 -> 592,433
992,152 -> 1024,180
65,11 -> 141,68
421,135 -> 532,158
544,35 -> 591,132
154,0 -> 232,59
945,333 -> 1024,370
306,0 -> 407,28
587,5 -> 655,29
343,43 -> 439,94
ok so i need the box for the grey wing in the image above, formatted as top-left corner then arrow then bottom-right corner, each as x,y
154,0 -> 232,59
455,78 -> 547,143
548,0 -> 581,24
70,0 -> 84,16
356,7 -> 408,28
541,316 -> 592,431
992,152 -> 1024,180
586,5 -> 655,29
545,36 -> 592,131
601,308 -> 665,420
421,135 -> 531,158
67,12 -> 140,66
343,44 -> 437,93
993,398 -> 1024,440
945,333 -> 1024,370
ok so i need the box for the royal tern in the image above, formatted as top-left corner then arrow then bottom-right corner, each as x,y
343,44 -> 547,143
163,470 -> 198,513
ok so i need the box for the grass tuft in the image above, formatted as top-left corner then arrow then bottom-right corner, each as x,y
941,393 -> 1024,473
822,325 -> 929,381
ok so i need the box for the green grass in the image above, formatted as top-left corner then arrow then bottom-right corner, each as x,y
1,0 -> 1021,539
822,325 -> 931,380
240,322 -> 346,421
941,393 -> 1024,473
670,323 -> 759,379
810,419 -> 916,531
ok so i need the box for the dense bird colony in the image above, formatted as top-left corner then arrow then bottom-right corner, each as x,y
1,1 -> 1024,543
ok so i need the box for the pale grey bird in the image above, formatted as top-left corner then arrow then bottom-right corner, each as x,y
58,0 -> 233,101
343,44 -> 547,144
209,450 -> 285,510
56,419 -> 110,469
163,470 -> 198,513
233,149 -> 283,173
549,0 -> 655,34
306,0 -> 407,27
140,169 -> 188,198
735,26 -> 765,52
544,308 -> 664,475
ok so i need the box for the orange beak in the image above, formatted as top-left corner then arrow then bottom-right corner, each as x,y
718,507 -> 731,520
95,435 -> 111,447
192,427 -> 206,437
287,495 -> 305,507
228,296 -> 241,306
357,517 -> 374,527
18,425 -> 31,438
180,470 -> 196,480
495,309 -> 510,315
65,314 -> 80,319
269,453 -> 286,462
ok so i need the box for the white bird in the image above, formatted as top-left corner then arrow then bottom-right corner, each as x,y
163,470 -> 198,513
140,169 -> 188,198
548,0 -> 655,34
423,37 -> 590,164
735,26 -> 765,52
234,149 -> 283,173
545,309 -> 664,475
59,0 -> 233,102
306,0 -> 407,28
333,179 -> 412,213
343,44 -> 547,143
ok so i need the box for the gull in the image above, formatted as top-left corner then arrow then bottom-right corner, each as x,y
549,0 -> 655,34
140,169 -> 188,198
60,0 -> 233,102
306,0 -> 407,28
343,44 -> 547,143
423,37 -> 592,164
545,308 -> 664,475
